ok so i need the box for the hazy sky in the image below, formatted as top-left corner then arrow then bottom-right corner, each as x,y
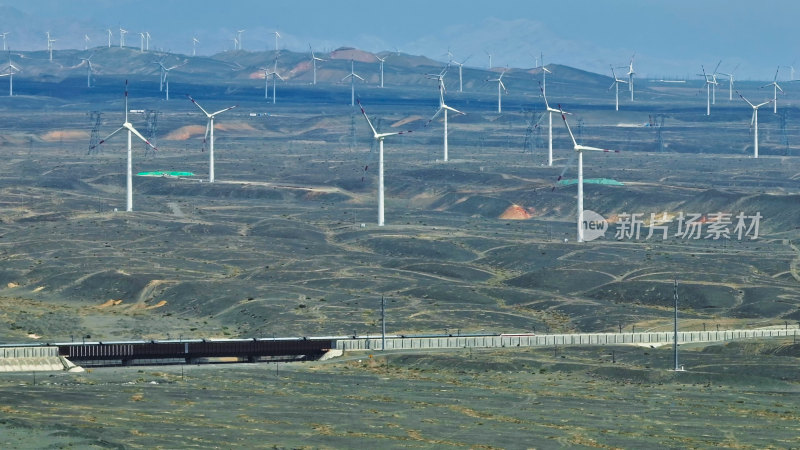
1,0 -> 797,80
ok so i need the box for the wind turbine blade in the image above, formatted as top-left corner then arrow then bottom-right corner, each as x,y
755,100 -> 773,108
551,150 -> 578,191
91,126 -> 125,149
577,144 -> 618,153
774,66 -> 780,81
443,104 -> 465,115
558,105 -> 578,148
357,100 -> 379,138
203,121 -> 210,150
186,95 -> 211,116
736,90 -> 755,108
210,105 -> 238,116
354,73 -> 364,81
428,107 -> 443,124
125,123 -> 158,151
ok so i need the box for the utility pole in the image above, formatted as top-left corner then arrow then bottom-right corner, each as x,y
674,277 -> 680,371
381,295 -> 386,351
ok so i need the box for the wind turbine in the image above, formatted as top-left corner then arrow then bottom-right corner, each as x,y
187,95 -> 238,183
426,66 -> 465,162
309,44 -> 325,85
260,66 -> 270,99
698,65 -> 717,116
46,32 -> 56,61
80,54 -> 94,87
236,30 -> 244,50
119,28 -> 127,48
450,54 -> 470,93
342,60 -> 364,106
540,84 -> 568,167
761,66 -> 784,114
192,37 -> 199,56
559,105 -> 619,243
106,29 -> 112,48
139,32 -> 145,52
709,60 -> 721,104
84,34 -> 90,51
267,55 -> 284,104
737,91 -> 772,159
272,31 -> 280,51
718,64 -> 738,101
375,54 -> 387,88
626,53 -> 635,101
1,32 -> 8,51
609,66 -> 628,111
538,52 -> 552,97
487,68 -> 507,113
145,32 -> 150,51
485,50 -> 492,69
358,100 -> 414,227
0,54 -> 19,96
159,61 -> 186,100
89,81 -> 158,212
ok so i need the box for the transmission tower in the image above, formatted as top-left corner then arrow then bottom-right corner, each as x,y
349,109 -> 357,152
143,109 -> 159,157
87,111 -> 103,155
650,114 -> 665,152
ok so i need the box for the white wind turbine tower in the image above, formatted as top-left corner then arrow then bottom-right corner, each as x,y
80,54 -> 94,87
119,28 -> 127,48
626,53 -> 635,101
267,56 -> 284,104
487,68 -> 507,113
192,37 -> 199,56
761,66 -> 784,114
609,66 -> 628,111
485,50 -> 492,69
450,54 -> 471,93
0,54 -> 19,96
737,91 -> 772,159
309,44 -> 325,85
187,95 -> 238,183
236,30 -> 244,50
1,32 -> 8,51
342,60 -> 363,106
139,32 -> 145,52
718,64 -> 738,101
426,66 -> 465,162
106,29 -> 112,48
159,61 -> 186,100
559,105 -> 619,242
358,100 -> 414,227
375,54 -> 387,88
272,31 -> 281,51
46,32 -> 56,61
698,65 -> 717,116
89,81 -> 158,212
84,34 -> 90,50
540,84 -> 569,167
260,66 -> 270,99
145,32 -> 150,51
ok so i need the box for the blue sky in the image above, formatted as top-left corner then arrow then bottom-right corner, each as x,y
1,0 -> 796,80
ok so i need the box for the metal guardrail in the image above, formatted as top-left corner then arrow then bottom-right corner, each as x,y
334,329 -> 800,351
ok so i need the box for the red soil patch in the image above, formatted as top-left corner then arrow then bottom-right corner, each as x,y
499,204 -> 533,220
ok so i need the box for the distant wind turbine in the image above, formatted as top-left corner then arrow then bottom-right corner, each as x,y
106,29 -> 112,48
737,91 -> 772,158
309,44 -> 325,85
0,54 -> 19,96
192,37 -> 199,56
187,95 -> 238,182
487,68 -> 507,113
1,32 -> 8,51
375,54 -> 387,88
272,31 -> 281,51
540,84 -> 569,167
626,53 -> 635,101
89,81 -> 158,212
267,55 -> 284,104
236,30 -> 245,50
485,50 -> 492,69
342,60 -> 364,107
450,53 -> 470,93
698,65 -> 718,116
761,66 -> 784,114
358,100 -> 414,227
80,54 -> 94,87
609,66 -> 628,111
119,28 -> 127,48
84,34 -> 90,51
426,66 -> 465,162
